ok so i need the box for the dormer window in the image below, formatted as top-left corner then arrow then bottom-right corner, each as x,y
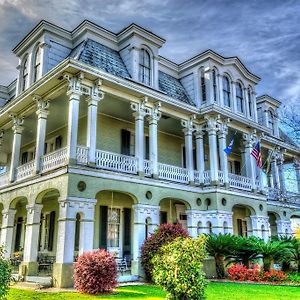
22,57 -> 29,91
236,83 -> 244,113
247,88 -> 252,117
33,45 -> 42,82
223,76 -> 231,107
268,110 -> 274,133
139,49 -> 151,85
201,71 -> 206,103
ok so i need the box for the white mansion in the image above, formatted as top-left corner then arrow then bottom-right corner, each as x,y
0,20 -> 299,287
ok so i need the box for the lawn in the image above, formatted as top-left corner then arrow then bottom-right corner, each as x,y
8,282 -> 300,300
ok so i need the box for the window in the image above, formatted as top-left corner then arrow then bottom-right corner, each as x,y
237,218 -> 248,237
22,57 -> 29,91
160,211 -> 167,224
234,161 -> 241,175
207,221 -> 212,234
107,208 -> 120,248
223,76 -> 231,107
145,217 -> 151,239
257,107 -> 263,125
33,45 -> 42,82
21,152 -> 29,164
14,217 -> 24,251
197,221 -> 203,235
247,88 -> 252,117
268,110 -> 274,133
139,49 -> 151,85
201,71 -> 206,103
212,69 -> 217,102
55,136 -> 62,150
236,83 -> 244,113
74,213 -> 81,251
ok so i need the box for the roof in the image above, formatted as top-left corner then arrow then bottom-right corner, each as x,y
158,71 -> 194,105
70,39 -> 131,79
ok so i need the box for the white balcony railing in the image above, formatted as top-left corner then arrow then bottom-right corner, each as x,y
203,170 -> 211,186
15,160 -> 35,181
229,173 -> 252,191
0,172 -> 9,188
77,145 -> 89,165
144,160 -> 152,177
40,147 -> 68,173
95,149 -> 137,174
158,163 -> 189,184
218,170 -> 224,186
194,170 -> 200,185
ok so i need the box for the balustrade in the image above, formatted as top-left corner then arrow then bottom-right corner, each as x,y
228,173 -> 252,191
76,145 -> 89,165
0,172 -> 9,188
203,170 -> 211,186
15,160 -> 35,181
40,147 -> 68,173
158,163 -> 189,183
218,170 -> 224,186
144,160 -> 152,177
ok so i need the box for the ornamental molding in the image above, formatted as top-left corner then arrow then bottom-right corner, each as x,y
181,114 -> 196,134
147,101 -> 162,122
131,97 -> 151,117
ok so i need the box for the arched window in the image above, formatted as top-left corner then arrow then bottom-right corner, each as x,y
247,88 -> 252,117
22,57 -> 29,91
74,213 -> 81,251
236,83 -> 244,113
33,45 -> 42,82
201,71 -> 206,103
139,49 -> 151,85
222,76 -> 231,107
212,69 -> 217,102
268,110 -> 274,133
223,221 -> 228,234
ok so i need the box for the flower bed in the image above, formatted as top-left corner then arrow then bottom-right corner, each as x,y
227,264 -> 288,283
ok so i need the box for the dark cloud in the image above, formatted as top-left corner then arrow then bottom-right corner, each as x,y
0,0 -> 299,103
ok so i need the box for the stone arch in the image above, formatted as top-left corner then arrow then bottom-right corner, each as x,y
197,221 -> 203,235
35,188 -> 61,204
206,221 -> 212,234
268,211 -> 280,237
232,204 -> 255,237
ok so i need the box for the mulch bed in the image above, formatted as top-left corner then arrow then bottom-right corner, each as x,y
209,278 -> 300,287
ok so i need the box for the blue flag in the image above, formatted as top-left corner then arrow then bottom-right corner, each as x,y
224,132 -> 236,156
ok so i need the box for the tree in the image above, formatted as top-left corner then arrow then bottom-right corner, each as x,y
0,247 -> 12,300
206,233 -> 237,278
280,104 -> 300,145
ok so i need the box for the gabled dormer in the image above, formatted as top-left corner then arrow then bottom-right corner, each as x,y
256,95 -> 281,138
118,24 -> 165,89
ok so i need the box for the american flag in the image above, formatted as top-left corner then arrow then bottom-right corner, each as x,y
251,142 -> 263,168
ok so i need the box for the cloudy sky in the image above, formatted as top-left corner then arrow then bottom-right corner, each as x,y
0,0 -> 299,104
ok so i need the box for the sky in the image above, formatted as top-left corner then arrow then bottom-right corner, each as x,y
0,0 -> 299,104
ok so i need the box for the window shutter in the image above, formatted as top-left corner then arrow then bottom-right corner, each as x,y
123,208 -> 131,254
14,217 -> 23,251
47,211 -> 56,251
182,146 -> 186,168
145,136 -> 150,160
100,206 -> 108,249
121,129 -> 131,156
237,219 -> 243,236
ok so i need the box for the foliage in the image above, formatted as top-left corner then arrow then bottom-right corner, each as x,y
205,233 -> 237,278
73,249 -> 117,295
287,272 -> 300,283
0,247 -> 12,300
152,236 -> 207,300
227,264 -> 288,283
141,223 -> 189,281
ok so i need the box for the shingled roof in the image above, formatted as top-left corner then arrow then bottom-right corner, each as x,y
69,39 -> 194,106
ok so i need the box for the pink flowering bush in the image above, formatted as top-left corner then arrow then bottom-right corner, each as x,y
74,249 -> 117,295
227,264 -> 288,283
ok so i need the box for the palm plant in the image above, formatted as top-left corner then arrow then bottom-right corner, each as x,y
286,237 -> 300,273
253,239 -> 293,272
206,233 -> 237,278
273,235 -> 296,271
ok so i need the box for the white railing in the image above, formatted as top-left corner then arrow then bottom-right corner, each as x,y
0,172 -> 9,188
144,160 -> 152,177
95,150 -> 137,174
229,173 -> 252,191
158,163 -> 189,184
194,170 -> 200,185
77,145 -> 89,165
40,147 -> 68,173
218,170 -> 224,186
203,170 -> 211,186
15,160 -> 35,181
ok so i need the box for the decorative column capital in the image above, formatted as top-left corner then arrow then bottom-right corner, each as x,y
9,113 -> 24,134
217,118 -> 230,137
194,124 -> 205,138
204,114 -> 220,134
131,97 -> 150,119
86,79 -> 105,105
147,102 -> 161,123
33,95 -> 50,118
242,132 -> 256,148
39,42 -> 51,49
64,73 -> 83,97
2,208 -> 16,220
181,114 -> 196,135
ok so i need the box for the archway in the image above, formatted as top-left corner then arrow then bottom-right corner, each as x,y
159,198 -> 190,229
232,204 -> 254,237
268,212 -> 279,237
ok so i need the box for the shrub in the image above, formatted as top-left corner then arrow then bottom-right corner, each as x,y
287,272 -> 300,283
141,223 -> 189,281
74,249 -> 117,295
0,247 -> 12,300
262,269 -> 288,283
152,236 -> 207,300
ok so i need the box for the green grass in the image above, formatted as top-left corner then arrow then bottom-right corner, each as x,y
7,282 -> 300,300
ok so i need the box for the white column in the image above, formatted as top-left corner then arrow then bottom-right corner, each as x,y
86,82 -> 104,165
40,42 -> 51,75
231,81 -> 237,112
22,204 -> 43,273
205,116 -> 219,184
217,122 -> 229,186
277,154 -> 286,195
34,97 -> 50,173
65,76 -> 82,163
273,115 -> 280,137
244,88 -> 250,118
181,118 -> 195,183
132,204 -> 159,275
147,102 -> 161,177
293,159 -> 300,193
195,126 -> 205,185
250,215 -> 269,240
242,133 -> 256,190
263,105 -> 269,128
9,115 -> 24,182
251,91 -> 258,122
0,209 -> 16,258
217,74 -> 224,106
271,155 -> 280,189
131,100 -> 148,175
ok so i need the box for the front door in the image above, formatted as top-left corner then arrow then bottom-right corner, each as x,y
107,208 -> 122,257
